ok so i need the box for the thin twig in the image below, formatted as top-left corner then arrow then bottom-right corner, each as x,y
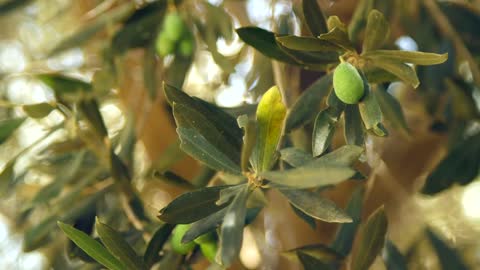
422,0 -> 480,85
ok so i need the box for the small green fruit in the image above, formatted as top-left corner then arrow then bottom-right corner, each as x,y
171,224 -> 195,254
178,38 -> 194,57
333,62 -> 365,104
155,33 -> 175,57
163,12 -> 185,42
200,241 -> 218,263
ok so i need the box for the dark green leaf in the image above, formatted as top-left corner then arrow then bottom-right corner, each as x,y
326,90 -> 345,118
276,36 -> 340,52
0,0 -> 32,15
280,189 -> 352,223
319,145 -> 364,166
312,110 -> 337,157
237,115 -> 257,172
0,117 -> 26,144
422,132 -> 480,194
286,73 -> 333,132
0,159 -> 15,196
344,105 -> 365,146
182,208 -> 227,244
236,27 -> 298,64
37,74 -> 92,98
24,215 -> 58,252
78,99 -> 109,138
143,224 -> 175,269
363,50 -> 448,65
368,58 -> 419,87
374,88 -> 409,136
22,103 -> 55,119
426,229 -> 469,270
358,87 -> 383,132
297,252 -> 331,270
302,0 -> 328,36
58,222 -> 126,270
219,185 -> 250,267
251,86 -> 286,172
331,186 -> 365,255
319,27 -> 354,51
348,0 -> 375,44
290,203 -> 316,229
158,186 -> 231,224
280,147 -> 312,167
261,164 -> 355,189
96,219 -> 146,270
363,10 -> 390,52
382,240 -> 407,270
217,184 -> 245,206
284,243 -> 343,264
351,206 -> 388,270
144,45 -> 158,100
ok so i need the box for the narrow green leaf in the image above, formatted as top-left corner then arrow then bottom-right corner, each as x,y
261,164 -> 355,189
382,240 -> 407,270
219,185 -> 250,267
327,16 -> 347,32
280,147 -> 312,167
364,67 -> 399,83
351,206 -> 388,270
286,73 -> 333,132
182,208 -> 227,244
302,0 -> 328,36
144,45 -> 158,100
326,90 -> 345,118
96,219 -> 146,270
374,88 -> 410,136
251,86 -> 287,172
297,252 -> 331,270
144,224 -> 175,268
319,145 -> 364,166
0,117 -> 26,144
319,27 -> 354,51
78,99 -> 109,138
422,132 -> 480,194
0,0 -> 32,14
363,50 -> 448,65
0,159 -> 15,195
217,184 -> 245,206
312,110 -> 337,157
331,186 -> 365,255
368,58 -> 419,87
158,186 -> 231,224
426,229 -> 469,270
24,215 -> 58,252
358,87 -> 383,132
280,189 -> 352,223
284,243 -> 343,264
37,74 -> 92,98
236,27 -> 299,64
290,203 -> 316,229
22,103 -> 55,119
363,10 -> 390,52
276,36 -> 340,52
344,105 -> 365,146
348,0 -> 375,44
237,115 -> 257,172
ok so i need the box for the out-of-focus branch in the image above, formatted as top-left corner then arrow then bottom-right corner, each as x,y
422,0 -> 480,85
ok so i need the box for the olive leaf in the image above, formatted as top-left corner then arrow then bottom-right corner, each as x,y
426,229 -> 469,270
382,240 -> 408,270
363,50 -> 448,65
276,36 -> 340,52
0,117 -> 26,144
358,87 -> 383,133
312,110 -> 337,157
344,105 -> 365,146
251,86 -> 287,173
368,58 -> 420,88
302,0 -> 328,36
283,243 -> 344,264
22,103 -> 55,119
144,224 -> 175,268
374,87 -> 410,136
319,27 -> 354,51
280,147 -> 313,167
363,9 -> 390,52
237,115 -> 257,172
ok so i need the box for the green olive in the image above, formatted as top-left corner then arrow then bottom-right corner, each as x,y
163,12 -> 185,42
178,38 -> 194,57
170,224 -> 196,254
155,33 -> 175,57
333,62 -> 365,104
200,241 -> 218,263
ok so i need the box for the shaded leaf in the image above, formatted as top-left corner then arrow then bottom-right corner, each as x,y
344,105 -> 365,146
22,103 -> 55,119
0,117 -> 25,144
286,73 -> 333,132
363,10 -> 390,52
426,229 -> 469,270
182,208 -> 227,244
276,36 -> 340,52
358,87 -> 383,132
284,244 -> 343,264
0,0 -> 32,15
331,186 -> 365,255
374,88 -> 409,136
351,206 -> 388,270
363,50 -> 448,65
154,171 -> 195,190
219,185 -> 250,267
290,203 -> 316,229
280,189 -> 352,223
312,110 -> 337,157
382,240 -> 407,270
217,184 -> 245,206
280,147 -> 312,167
0,159 -> 15,195
158,186 -> 231,224
96,219 -> 146,270
368,58 -> 419,87
348,0 -> 375,44
319,27 -> 354,51
144,45 -> 158,100
237,115 -> 257,172
78,99 -> 109,138
422,132 -> 480,194
302,0 -> 328,36
37,74 -> 92,98
364,67 -> 399,83
251,86 -> 287,172
297,252 -> 331,270
58,222 -> 126,270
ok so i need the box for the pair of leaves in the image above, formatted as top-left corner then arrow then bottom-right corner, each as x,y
59,219 -> 146,270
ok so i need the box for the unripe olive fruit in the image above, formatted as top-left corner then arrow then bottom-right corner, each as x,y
333,62 -> 365,104
200,241 -> 218,263
163,12 -> 185,42
178,38 -> 194,57
170,224 -> 195,254
155,33 -> 175,57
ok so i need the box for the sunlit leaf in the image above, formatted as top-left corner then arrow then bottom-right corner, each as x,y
344,105 -> 365,146
158,186 -> 232,224
251,86 -> 287,172
363,10 -> 390,52
280,189 -> 352,223
96,219 -> 147,270
319,145 -> 364,166
319,27 -> 354,51
327,16 -> 347,32
276,36 -> 340,52
0,117 -> 26,144
58,222 -> 126,270
363,50 -> 448,65
302,0 -> 328,36
374,88 -> 410,136
280,147 -> 312,167
351,206 -> 388,270
312,110 -> 337,157
22,103 -> 55,119
382,240 -> 407,270
426,229 -> 469,270
368,57 -> 420,87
